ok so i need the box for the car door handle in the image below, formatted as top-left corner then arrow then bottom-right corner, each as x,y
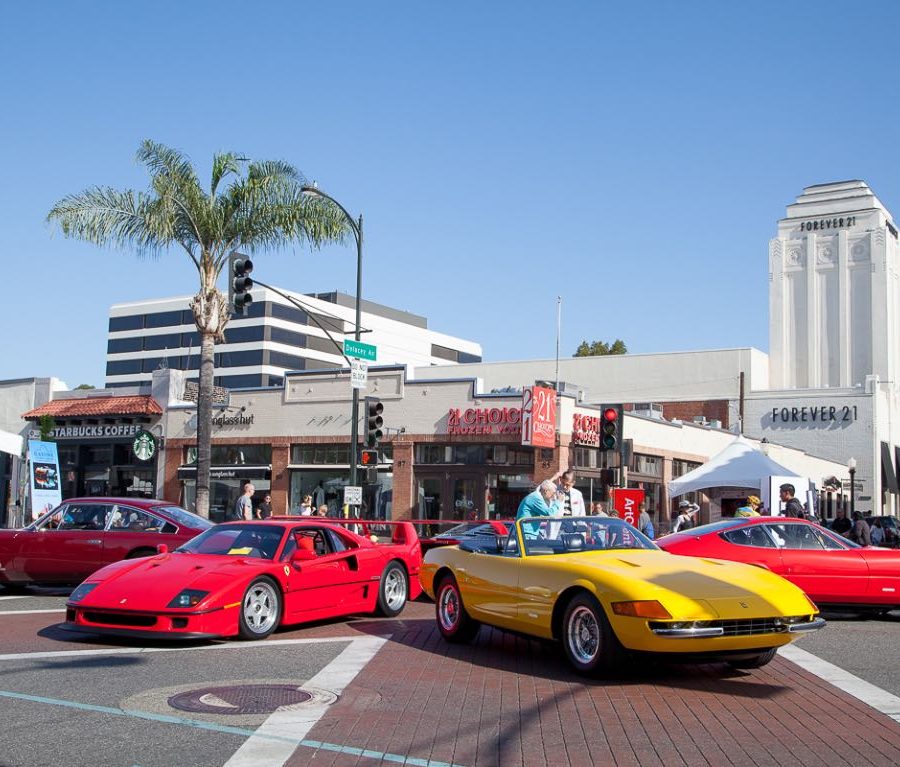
85,539 -> 102,545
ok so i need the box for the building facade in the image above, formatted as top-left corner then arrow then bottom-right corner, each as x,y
106,288 -> 482,390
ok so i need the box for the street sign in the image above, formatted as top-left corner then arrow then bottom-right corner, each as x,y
344,485 -> 362,505
350,359 -> 368,389
344,339 -> 377,361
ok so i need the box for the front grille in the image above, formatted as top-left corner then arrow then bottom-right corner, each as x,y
83,611 -> 158,628
716,618 -> 784,636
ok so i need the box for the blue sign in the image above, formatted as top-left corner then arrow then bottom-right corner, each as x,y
28,440 -> 62,522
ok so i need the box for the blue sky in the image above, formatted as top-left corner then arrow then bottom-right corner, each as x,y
3,1 -> 900,387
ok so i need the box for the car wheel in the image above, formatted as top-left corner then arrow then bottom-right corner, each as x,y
727,648 -> 777,669
436,574 -> 480,643
238,578 -> 281,640
561,593 -> 625,677
375,561 -> 408,617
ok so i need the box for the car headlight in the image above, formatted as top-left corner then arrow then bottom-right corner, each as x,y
69,583 -> 99,603
167,589 -> 209,608
611,600 -> 673,619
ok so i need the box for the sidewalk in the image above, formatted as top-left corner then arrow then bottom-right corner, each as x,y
287,600 -> 900,767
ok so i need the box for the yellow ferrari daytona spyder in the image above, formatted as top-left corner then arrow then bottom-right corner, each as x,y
419,516 -> 825,676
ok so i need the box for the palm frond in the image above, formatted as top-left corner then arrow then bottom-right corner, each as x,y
211,152 -> 242,196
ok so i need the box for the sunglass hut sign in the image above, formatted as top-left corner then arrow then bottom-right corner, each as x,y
447,407 -> 521,435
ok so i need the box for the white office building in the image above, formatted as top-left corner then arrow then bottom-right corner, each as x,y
105,288 -> 482,390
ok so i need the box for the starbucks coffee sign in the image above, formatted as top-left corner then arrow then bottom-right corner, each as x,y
132,429 -> 157,462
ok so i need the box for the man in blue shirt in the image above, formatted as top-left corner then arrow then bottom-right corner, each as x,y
516,480 -> 558,539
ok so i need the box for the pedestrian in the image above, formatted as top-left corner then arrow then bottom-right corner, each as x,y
516,480 -> 557,520
298,494 -> 313,516
314,504 -> 329,517
256,493 -> 273,519
848,511 -> 872,546
591,501 -> 608,517
779,484 -> 805,518
672,500 -> 699,532
555,469 -> 587,516
870,518 -> 885,546
638,503 -> 655,539
735,495 -> 762,518
230,482 -> 254,521
830,508 -> 852,536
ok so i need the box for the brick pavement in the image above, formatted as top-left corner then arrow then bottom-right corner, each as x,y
280,599 -> 900,767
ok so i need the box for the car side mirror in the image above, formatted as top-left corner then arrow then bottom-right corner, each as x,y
291,550 -> 317,570
156,543 -> 169,554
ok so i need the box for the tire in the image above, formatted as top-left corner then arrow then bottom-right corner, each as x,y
728,648 -> 777,669
435,574 -> 480,643
375,561 -> 408,617
561,593 -> 625,677
238,578 -> 281,640
125,548 -> 156,560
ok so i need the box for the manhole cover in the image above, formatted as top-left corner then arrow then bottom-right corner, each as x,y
168,684 -> 313,715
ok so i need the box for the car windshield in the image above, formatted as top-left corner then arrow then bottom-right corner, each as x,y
156,505 -> 214,531
176,524 -> 285,559
671,519 -> 744,536
516,517 -> 657,555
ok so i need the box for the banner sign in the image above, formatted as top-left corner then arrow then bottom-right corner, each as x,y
28,440 -> 62,520
611,488 -> 644,528
521,386 -> 557,448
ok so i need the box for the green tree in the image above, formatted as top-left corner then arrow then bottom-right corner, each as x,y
74,384 -> 95,390
573,339 -> 628,357
38,415 -> 56,442
48,140 -> 347,517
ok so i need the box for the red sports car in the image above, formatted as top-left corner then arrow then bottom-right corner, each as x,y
64,519 -> 423,640
0,497 -> 212,589
657,517 -> 900,612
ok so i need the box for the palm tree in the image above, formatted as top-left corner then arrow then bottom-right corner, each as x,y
48,140 -> 347,517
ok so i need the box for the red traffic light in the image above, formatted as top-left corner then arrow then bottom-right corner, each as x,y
602,407 -> 618,422
360,449 -> 379,466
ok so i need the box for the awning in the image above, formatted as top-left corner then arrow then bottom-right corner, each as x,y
882,442 -> 899,493
177,465 -> 272,481
22,395 -> 162,419
0,429 -> 23,457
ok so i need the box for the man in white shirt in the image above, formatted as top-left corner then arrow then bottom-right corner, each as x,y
555,470 -> 587,516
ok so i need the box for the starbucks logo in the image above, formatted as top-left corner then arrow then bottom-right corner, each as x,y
133,430 -> 157,462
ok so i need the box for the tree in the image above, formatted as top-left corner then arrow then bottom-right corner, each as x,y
74,384 -> 95,390
38,415 -> 56,442
573,339 -> 628,357
48,140 -> 347,517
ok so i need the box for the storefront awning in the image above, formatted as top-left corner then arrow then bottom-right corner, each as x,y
22,395 -> 162,419
0,429 -> 23,457
177,465 -> 272,481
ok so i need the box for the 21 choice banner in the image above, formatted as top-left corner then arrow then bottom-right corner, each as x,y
28,440 -> 62,520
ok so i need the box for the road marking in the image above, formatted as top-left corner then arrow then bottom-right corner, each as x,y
0,609 -> 66,615
780,644 -> 900,723
0,595 -> 29,601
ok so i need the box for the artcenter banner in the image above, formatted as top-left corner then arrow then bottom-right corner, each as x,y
520,385 -> 557,448
28,439 -> 62,520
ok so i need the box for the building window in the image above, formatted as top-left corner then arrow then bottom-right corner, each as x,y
267,351 -> 307,371
269,326 -> 307,347
107,337 -> 144,354
270,302 -> 308,325
106,359 -> 144,376
185,444 -> 272,465
224,325 -> 266,344
145,310 -> 188,328
215,374 -> 265,389
673,459 -> 701,478
215,349 -> 264,367
571,447 -> 599,469
143,333 -> 183,351
458,351 -> 482,364
633,453 -> 662,477
109,315 -> 144,332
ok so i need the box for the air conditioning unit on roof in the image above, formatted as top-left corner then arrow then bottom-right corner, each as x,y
632,402 -> 664,419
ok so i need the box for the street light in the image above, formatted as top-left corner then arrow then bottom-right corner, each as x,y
301,184 -> 364,496
847,457 -> 857,517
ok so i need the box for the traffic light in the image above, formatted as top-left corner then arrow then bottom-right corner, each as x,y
365,398 -> 383,448
360,449 -> 379,466
600,405 -> 621,451
229,252 -> 253,316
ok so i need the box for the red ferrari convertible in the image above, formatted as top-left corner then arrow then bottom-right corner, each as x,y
64,519 -> 422,640
658,517 -> 900,612
0,497 -> 212,589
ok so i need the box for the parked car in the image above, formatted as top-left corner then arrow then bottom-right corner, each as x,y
64,519 -> 422,640
657,517 -> 900,612
419,516 -> 823,677
0,497 -> 212,589
419,520 -> 512,554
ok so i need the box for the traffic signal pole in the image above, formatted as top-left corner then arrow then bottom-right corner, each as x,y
349,213 -> 363,494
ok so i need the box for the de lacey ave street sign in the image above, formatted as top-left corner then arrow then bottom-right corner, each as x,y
344,339 -> 377,361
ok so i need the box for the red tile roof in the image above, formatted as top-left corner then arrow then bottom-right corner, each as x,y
23,395 -> 163,419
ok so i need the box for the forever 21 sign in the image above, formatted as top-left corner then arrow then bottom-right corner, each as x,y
771,405 -> 858,424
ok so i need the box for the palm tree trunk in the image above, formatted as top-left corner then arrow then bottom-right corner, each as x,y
195,329 -> 216,519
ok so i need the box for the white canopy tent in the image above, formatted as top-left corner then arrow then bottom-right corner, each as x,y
0,429 -> 23,457
667,436 -> 805,498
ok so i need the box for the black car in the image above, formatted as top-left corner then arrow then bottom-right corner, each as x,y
863,516 -> 900,548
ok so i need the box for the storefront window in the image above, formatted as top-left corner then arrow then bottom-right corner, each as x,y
185,444 -> 272,465
289,470 -> 392,519
673,459 -> 701,477
415,444 -> 531,466
633,453 -> 662,477
182,475 -> 271,522
290,444 -> 393,464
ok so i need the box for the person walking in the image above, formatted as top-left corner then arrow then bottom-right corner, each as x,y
672,500 -> 699,532
830,508 -> 852,537
849,512 -> 872,546
230,482 -> 254,521
298,494 -> 314,516
870,518 -> 885,546
638,504 -> 655,539
779,484 -> 805,518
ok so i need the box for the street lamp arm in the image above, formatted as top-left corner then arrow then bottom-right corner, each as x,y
301,185 -> 360,242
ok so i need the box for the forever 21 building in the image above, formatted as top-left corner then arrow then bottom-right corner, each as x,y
105,288 -> 482,390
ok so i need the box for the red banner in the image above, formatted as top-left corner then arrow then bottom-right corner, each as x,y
521,386 -> 557,448
611,488 -> 644,527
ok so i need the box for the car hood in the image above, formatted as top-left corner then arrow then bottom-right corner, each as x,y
545,550 -> 813,617
75,553 -> 268,608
